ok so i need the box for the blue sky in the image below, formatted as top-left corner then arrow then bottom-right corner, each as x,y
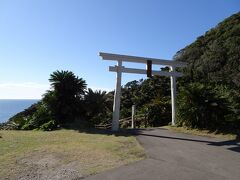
0,0 -> 239,99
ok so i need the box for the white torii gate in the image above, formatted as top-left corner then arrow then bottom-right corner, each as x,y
99,52 -> 187,131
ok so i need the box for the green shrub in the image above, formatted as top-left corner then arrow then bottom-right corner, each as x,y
39,120 -> 56,131
144,97 -> 171,126
9,103 -> 39,128
177,83 -> 231,130
21,119 -> 35,130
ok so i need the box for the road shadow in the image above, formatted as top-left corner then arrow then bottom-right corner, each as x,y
62,123 -> 155,137
77,128 -> 132,137
208,134 -> 240,153
132,129 -> 240,154
74,127 -> 158,137
62,120 -> 158,137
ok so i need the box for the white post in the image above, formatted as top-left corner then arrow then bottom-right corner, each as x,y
170,66 -> 176,126
112,60 -> 122,131
131,105 -> 136,129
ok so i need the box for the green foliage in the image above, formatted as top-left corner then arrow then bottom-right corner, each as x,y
39,120 -> 56,131
21,103 -> 55,130
46,70 -> 87,124
120,75 -> 172,127
84,88 -> 112,125
174,12 -> 240,132
144,97 -> 171,126
8,103 -> 39,129
177,83 -> 233,130
9,70 -> 87,131
175,12 -> 240,89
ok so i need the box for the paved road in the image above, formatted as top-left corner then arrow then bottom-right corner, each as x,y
84,128 -> 240,180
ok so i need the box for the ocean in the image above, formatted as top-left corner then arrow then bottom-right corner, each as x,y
0,99 -> 39,123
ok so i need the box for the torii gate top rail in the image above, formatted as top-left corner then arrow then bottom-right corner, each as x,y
99,52 -> 187,131
99,52 -> 187,67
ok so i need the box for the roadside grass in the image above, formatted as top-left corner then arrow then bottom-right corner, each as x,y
162,126 -> 238,140
0,129 -> 145,179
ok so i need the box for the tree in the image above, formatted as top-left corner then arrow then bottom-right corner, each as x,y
177,83 -> 232,130
84,88 -> 112,125
44,70 -> 87,124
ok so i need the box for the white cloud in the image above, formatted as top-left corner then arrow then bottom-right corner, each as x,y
0,82 -> 49,99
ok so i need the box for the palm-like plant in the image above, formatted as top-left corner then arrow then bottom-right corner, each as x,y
49,70 -> 86,98
177,83 -> 230,130
44,70 -> 87,124
84,88 -> 112,125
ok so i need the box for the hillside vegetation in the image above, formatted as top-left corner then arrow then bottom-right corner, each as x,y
174,12 -> 240,132
175,12 -> 240,88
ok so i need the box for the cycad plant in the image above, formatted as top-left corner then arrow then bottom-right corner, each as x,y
84,88 -> 112,125
44,70 -> 87,124
177,83 -> 231,130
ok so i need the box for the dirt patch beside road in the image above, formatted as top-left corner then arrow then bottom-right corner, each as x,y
15,151 -> 83,180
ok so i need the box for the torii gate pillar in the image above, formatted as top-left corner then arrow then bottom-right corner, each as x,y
170,66 -> 176,126
112,60 -> 122,131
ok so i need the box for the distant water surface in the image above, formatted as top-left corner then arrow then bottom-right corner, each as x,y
0,99 -> 38,123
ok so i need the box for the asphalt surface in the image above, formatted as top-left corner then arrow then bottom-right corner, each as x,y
84,128 -> 240,180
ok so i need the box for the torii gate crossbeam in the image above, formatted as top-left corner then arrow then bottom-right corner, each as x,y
99,52 -> 187,131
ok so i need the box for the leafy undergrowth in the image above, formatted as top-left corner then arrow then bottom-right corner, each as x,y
162,126 -> 238,140
0,129 -> 145,179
